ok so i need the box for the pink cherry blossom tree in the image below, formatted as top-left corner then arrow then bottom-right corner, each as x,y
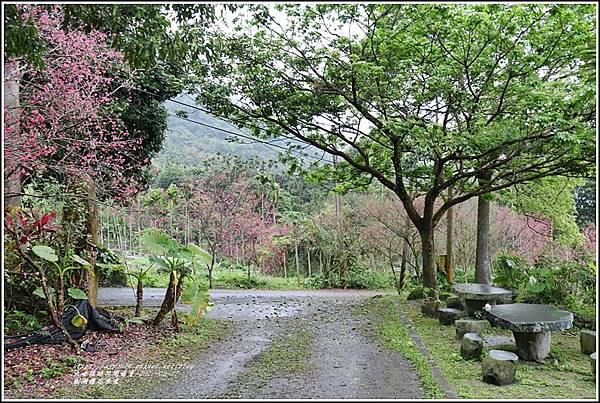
4,5 -> 144,203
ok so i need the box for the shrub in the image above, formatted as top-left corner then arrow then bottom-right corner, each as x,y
493,252 -> 596,315
492,252 -> 529,290
407,286 -> 426,300
4,309 -> 46,335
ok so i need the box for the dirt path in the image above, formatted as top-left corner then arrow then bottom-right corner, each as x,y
134,289 -> 423,399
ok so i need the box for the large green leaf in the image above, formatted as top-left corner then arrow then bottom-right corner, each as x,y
67,288 -> 88,300
149,255 -> 171,270
183,243 -> 212,264
71,254 -> 91,266
32,245 -> 58,262
139,229 -> 179,255
71,313 -> 88,328
33,286 -> 55,299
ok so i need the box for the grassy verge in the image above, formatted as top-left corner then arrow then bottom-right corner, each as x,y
217,320 -> 314,398
401,298 -> 596,399
363,296 -> 446,399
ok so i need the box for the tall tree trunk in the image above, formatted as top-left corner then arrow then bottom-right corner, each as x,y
295,239 -> 300,287
319,250 -> 323,275
283,250 -> 287,278
445,188 -> 454,283
389,255 -> 401,295
84,176 -> 100,307
419,223 -> 438,290
306,247 -> 312,277
400,239 -> 409,291
475,195 -> 491,284
333,155 -> 347,288
4,60 -> 21,209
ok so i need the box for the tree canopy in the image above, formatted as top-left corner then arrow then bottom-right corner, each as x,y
195,3 -> 596,288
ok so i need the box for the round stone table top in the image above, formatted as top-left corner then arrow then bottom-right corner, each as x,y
452,283 -> 513,300
484,303 -> 573,333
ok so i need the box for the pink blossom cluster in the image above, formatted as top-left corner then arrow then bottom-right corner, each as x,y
4,5 -> 145,200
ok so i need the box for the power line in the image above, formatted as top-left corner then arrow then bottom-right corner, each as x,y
131,86 -> 333,163
168,113 -> 331,163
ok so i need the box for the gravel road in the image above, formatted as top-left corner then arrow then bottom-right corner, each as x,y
99,288 -> 424,399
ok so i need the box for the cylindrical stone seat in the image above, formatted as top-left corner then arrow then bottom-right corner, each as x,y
437,307 -> 463,325
460,332 -> 484,360
580,330 -> 596,355
421,299 -> 440,318
446,296 -> 464,310
455,319 -> 485,340
482,349 -> 519,386
483,335 -> 517,353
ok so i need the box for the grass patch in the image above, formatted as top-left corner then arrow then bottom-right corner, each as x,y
218,320 -> 313,397
364,296 -> 446,399
401,298 -> 596,399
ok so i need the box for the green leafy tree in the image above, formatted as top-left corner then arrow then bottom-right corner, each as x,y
196,4 -> 596,289
498,176 -> 585,247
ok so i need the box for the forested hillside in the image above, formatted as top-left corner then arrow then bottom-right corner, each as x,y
154,95 -> 279,166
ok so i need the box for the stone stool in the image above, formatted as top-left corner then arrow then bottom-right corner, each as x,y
580,330 -> 596,355
591,352 -> 596,382
446,296 -> 464,310
421,299 -> 440,318
455,319 -> 485,340
483,335 -> 517,354
460,332 -> 484,360
437,307 -> 463,325
482,350 -> 519,385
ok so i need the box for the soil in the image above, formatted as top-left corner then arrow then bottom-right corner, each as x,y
142,290 -> 424,399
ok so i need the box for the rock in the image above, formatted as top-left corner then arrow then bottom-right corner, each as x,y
455,319 -> 485,340
483,335 -> 517,353
446,296 -> 464,310
460,332 -> 484,360
591,352 -> 596,381
437,307 -> 463,325
580,330 -> 596,355
513,331 -> 551,361
481,350 -> 519,386
574,313 -> 596,330
420,300 -> 441,318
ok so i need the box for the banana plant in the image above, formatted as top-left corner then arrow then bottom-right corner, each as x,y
139,229 -> 213,329
31,245 -> 90,313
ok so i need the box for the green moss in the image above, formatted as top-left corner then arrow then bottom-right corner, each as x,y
401,299 -> 596,399
365,297 -> 446,399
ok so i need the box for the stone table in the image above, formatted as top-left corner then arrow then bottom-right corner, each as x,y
452,283 -> 513,317
484,303 -> 573,361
